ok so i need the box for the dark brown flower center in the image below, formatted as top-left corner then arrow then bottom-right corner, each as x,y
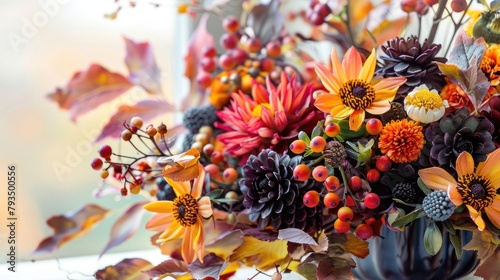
338,79 -> 375,110
456,138 -> 474,154
457,173 -> 496,211
173,194 -> 198,227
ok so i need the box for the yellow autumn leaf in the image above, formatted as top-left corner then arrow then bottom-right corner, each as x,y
344,233 -> 369,259
229,236 -> 289,270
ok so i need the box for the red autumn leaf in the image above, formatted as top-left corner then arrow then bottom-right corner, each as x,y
99,201 -> 148,258
46,64 -> 133,122
187,253 -> 228,279
33,204 -> 109,254
94,258 -> 153,280
143,258 -> 188,278
95,99 -> 174,142
124,37 -> 162,95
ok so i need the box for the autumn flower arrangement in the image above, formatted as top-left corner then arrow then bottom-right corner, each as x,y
37,0 -> 500,279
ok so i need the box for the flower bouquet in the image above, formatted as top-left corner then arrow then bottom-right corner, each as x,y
37,0 -> 500,279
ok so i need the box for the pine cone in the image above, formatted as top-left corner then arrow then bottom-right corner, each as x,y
377,36 -> 447,100
240,149 -> 323,232
324,141 -> 347,168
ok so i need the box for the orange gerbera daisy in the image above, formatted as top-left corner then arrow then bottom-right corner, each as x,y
378,119 -> 425,163
143,163 -> 213,264
418,149 -> 500,231
314,47 -> 406,131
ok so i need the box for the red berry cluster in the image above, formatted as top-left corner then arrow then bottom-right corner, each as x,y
306,1 -> 332,26
401,0 -> 468,15
90,117 -> 172,196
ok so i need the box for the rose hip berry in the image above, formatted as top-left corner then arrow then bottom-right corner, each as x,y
364,193 -> 381,209
355,223 -> 374,239
324,175 -> 340,191
365,118 -> 383,135
312,165 -> 329,182
303,190 -> 320,208
91,158 -> 103,170
310,136 -> 327,153
334,219 -> 351,233
366,168 -> 380,183
376,155 -> 392,172
323,192 -> 340,208
289,139 -> 307,154
349,176 -> 363,192
337,206 -> 354,222
325,122 -> 341,137
99,145 -> 112,160
293,164 -> 311,181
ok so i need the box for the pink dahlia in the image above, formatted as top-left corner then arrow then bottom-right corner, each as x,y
215,72 -> 321,164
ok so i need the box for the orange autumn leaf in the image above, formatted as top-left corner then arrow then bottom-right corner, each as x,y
95,258 -> 153,280
344,233 -> 369,258
157,148 -> 201,182
33,204 -> 109,254
46,64 -> 133,122
359,18 -> 407,50
229,236 -> 289,271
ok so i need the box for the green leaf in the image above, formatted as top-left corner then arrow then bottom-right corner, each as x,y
417,178 -> 432,195
311,122 -> 324,138
298,131 -> 311,145
390,208 -> 425,228
337,120 -> 367,140
424,221 -> 443,255
449,232 -> 463,260
207,189 -> 224,199
442,219 -> 456,234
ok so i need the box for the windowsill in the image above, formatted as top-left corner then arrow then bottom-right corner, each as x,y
0,249 -> 305,279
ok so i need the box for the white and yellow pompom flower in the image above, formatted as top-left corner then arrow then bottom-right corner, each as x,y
404,85 -> 448,124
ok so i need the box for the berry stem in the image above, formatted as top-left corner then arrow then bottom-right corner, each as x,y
128,140 -> 148,156
307,155 -> 325,168
339,165 -> 363,214
149,136 -> 167,156
161,135 -> 174,156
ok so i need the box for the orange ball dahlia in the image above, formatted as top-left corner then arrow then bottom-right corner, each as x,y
378,119 -> 425,163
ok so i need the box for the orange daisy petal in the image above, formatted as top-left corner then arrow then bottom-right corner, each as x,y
314,64 -> 341,93
358,48 -> 376,83
343,47 -> 363,80
466,205 -> 486,231
349,109 -> 365,131
314,91 -> 343,113
477,149 -> 500,185
144,201 -> 174,213
330,47 -> 348,83
146,213 -> 174,230
447,184 -> 464,206
455,152 -> 475,178
181,226 -> 196,264
365,101 -> 391,115
165,178 -> 190,197
485,204 -> 500,229
418,167 -> 457,191
190,164 -> 206,199
372,77 -> 406,101
198,196 -> 213,219
158,219 -> 185,242
330,104 -> 354,120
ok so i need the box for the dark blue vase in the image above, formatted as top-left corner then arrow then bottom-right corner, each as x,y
352,218 -> 479,280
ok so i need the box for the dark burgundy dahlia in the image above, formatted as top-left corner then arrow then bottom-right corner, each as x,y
240,149 -> 323,232
419,107 -> 496,174
377,36 -> 447,99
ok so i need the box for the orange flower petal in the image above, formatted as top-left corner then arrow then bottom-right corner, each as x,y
314,91 -> 343,113
198,196 -> 213,219
165,179 -> 190,197
146,213 -> 174,230
190,164 -> 206,199
477,149 -> 500,184
418,167 -> 457,191
330,47 -> 348,83
491,195 -> 500,211
466,205 -> 486,231
372,77 -> 406,101
330,104 -> 354,120
158,219 -> 184,241
456,152 -> 475,178
485,205 -> 500,229
365,101 -> 391,115
144,201 -> 174,213
343,47 -> 363,80
358,48 -> 376,83
447,184 -> 464,206
181,225 -> 196,263
349,109 -> 365,131
314,64 -> 341,93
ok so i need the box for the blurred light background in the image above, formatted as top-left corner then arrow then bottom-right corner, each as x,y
0,0 -> 188,262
